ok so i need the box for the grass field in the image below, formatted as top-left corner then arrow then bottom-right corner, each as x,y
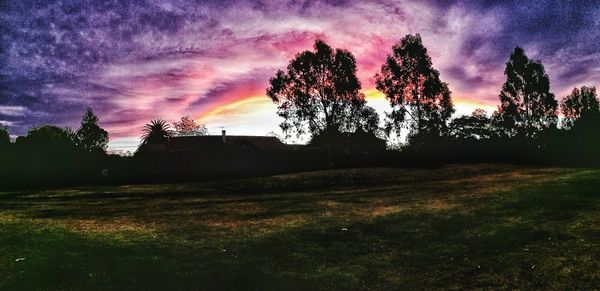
1,164 -> 600,290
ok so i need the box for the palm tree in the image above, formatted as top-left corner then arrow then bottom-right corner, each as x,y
141,119 -> 173,145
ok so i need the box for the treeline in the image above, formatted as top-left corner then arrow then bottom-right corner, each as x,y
0,108 -> 109,188
1,34 -> 599,189
267,35 -> 599,167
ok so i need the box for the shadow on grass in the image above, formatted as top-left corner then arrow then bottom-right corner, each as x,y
1,166 -> 599,289
190,169 -> 600,289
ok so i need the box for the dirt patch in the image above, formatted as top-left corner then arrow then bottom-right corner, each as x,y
58,218 -> 158,234
0,212 -> 159,235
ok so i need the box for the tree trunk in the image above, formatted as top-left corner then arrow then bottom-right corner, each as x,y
414,76 -> 422,133
524,93 -> 530,137
323,122 -> 334,168
320,65 -> 334,168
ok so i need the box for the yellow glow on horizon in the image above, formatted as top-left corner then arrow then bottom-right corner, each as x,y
453,99 -> 497,116
364,89 -> 386,101
192,89 -> 500,137
364,88 -> 497,116
193,95 -> 280,136
196,95 -> 274,124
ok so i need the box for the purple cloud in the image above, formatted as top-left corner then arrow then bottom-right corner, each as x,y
0,0 -> 598,150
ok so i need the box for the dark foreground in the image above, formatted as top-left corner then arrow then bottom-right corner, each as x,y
1,164 -> 599,289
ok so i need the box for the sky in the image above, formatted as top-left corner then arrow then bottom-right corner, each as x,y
1,0 -> 599,152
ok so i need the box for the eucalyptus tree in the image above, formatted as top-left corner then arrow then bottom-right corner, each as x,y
496,47 -> 558,137
375,34 -> 454,137
267,39 -> 378,166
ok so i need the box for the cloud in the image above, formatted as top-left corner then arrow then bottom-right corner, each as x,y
0,120 -> 17,127
0,105 -> 29,117
1,0 -> 598,151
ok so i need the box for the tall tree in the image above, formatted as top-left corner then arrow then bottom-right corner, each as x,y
173,116 -> 208,136
375,34 -> 454,136
497,47 -> 558,137
266,39 -> 377,166
560,86 -> 599,128
76,107 -> 109,152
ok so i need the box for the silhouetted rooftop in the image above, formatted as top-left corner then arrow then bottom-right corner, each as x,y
167,135 -> 285,152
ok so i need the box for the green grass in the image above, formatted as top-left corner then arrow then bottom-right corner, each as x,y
1,164 -> 600,290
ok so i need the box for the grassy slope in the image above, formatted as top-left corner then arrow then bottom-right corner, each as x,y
0,164 -> 599,290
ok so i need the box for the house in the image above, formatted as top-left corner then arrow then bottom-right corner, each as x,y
166,130 -> 286,153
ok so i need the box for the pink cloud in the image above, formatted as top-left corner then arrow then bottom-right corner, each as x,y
101,1 -> 590,150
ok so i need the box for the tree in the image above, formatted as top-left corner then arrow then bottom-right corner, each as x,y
0,124 -> 11,181
0,123 -> 9,147
141,119 -> 173,145
0,124 -> 11,165
76,107 -> 109,152
15,125 -> 79,176
173,116 -> 208,136
560,86 -> 599,129
375,34 -> 454,137
266,39 -> 377,166
18,125 -> 76,147
559,86 -> 600,164
449,109 -> 494,140
497,47 -> 558,137
355,106 -> 381,135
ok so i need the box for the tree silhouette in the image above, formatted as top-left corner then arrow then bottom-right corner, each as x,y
76,107 -> 109,153
0,124 -> 10,168
449,109 -> 494,140
375,34 -> 454,136
266,39 -> 377,166
15,125 -> 79,177
17,125 -> 76,146
355,106 -> 381,135
141,119 -> 173,145
497,47 -> 558,137
173,116 -> 208,136
0,124 -> 9,147
560,86 -> 599,129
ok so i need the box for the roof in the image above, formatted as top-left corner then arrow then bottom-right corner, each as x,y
167,135 -> 286,152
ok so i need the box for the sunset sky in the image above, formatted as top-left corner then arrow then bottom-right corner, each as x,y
1,0 -> 599,152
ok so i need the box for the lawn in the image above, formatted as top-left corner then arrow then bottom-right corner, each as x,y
1,164 -> 599,290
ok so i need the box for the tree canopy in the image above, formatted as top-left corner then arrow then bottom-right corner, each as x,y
496,47 -> 558,137
560,86 -> 599,128
375,34 -> 454,136
449,109 -> 494,140
17,125 -> 74,146
173,116 -> 208,136
76,107 -> 109,153
15,125 -> 78,159
0,124 -> 9,147
266,39 -> 377,138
